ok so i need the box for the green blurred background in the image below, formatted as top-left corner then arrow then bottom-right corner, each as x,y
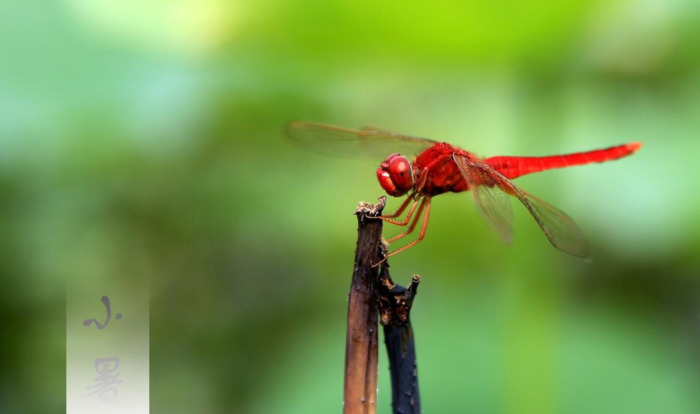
2,0 -> 700,413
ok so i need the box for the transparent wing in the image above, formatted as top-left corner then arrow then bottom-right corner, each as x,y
454,154 -> 591,258
514,190 -> 591,258
285,121 -> 437,159
453,154 -> 514,244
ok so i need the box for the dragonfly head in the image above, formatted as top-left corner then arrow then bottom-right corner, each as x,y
377,153 -> 414,197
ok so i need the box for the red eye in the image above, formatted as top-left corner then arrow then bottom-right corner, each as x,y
376,154 -> 413,196
387,155 -> 413,194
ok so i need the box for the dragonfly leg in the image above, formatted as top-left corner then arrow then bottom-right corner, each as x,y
414,167 -> 429,193
381,167 -> 429,225
381,194 -> 419,226
386,196 -> 428,243
385,197 -> 431,258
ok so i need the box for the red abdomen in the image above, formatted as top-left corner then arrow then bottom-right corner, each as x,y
485,142 -> 641,179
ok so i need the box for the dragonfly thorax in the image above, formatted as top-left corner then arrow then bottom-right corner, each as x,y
377,153 -> 414,197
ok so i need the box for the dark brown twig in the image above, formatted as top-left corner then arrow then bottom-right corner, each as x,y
344,196 -> 422,414
378,269 -> 422,414
344,197 -> 386,414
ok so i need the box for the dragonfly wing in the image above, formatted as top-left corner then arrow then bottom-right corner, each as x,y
286,121 -> 437,159
454,154 -> 590,258
513,190 -> 591,258
453,155 -> 514,244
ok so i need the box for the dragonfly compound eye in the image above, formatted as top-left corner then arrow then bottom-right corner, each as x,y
376,154 -> 413,197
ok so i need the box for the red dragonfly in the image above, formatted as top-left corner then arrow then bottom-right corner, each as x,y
287,121 -> 641,259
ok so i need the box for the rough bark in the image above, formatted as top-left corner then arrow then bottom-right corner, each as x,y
344,196 -> 422,414
343,197 -> 386,414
